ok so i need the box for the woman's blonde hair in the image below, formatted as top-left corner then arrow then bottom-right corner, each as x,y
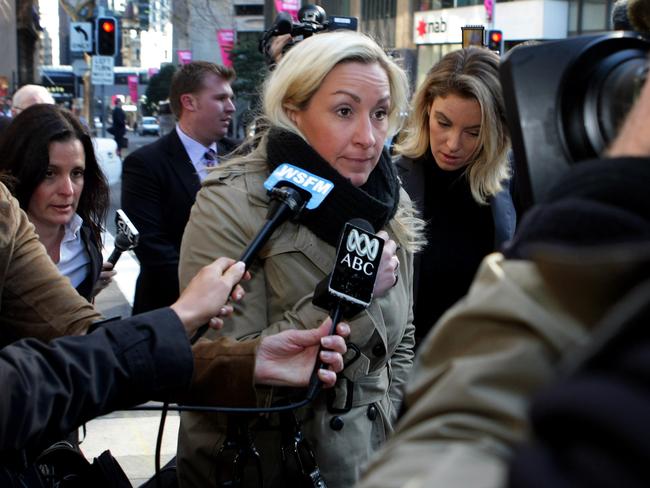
221,31 -> 425,251
262,30 -> 410,141
395,46 -> 510,204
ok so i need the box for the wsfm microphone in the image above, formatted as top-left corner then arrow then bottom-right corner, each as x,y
190,163 -> 334,344
107,209 -> 139,266
306,218 -> 384,400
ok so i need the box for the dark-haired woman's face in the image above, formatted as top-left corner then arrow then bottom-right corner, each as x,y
27,138 -> 85,230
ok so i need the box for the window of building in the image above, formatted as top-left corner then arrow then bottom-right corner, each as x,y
415,42 -> 461,87
361,0 -> 397,47
234,4 -> 264,15
568,0 -> 613,35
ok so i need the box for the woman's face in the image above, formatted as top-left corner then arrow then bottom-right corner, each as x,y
289,61 -> 390,187
27,138 -> 86,230
428,93 -> 482,171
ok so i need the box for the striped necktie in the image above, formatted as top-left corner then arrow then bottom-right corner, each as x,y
204,148 -> 218,167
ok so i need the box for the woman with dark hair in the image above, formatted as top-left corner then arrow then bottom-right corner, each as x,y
0,103 -> 114,301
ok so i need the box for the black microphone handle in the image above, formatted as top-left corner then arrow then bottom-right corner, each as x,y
239,201 -> 293,268
107,248 -> 122,266
306,301 -> 343,401
190,197 -> 298,345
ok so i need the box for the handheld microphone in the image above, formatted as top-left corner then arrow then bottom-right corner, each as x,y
107,209 -> 139,266
190,163 -> 334,344
306,218 -> 384,400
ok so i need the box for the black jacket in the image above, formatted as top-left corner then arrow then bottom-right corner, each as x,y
0,308 -> 192,479
75,223 -> 103,301
396,155 -> 516,341
121,130 -> 239,313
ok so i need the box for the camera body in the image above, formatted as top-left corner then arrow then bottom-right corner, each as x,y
500,32 -> 650,210
260,5 -> 358,63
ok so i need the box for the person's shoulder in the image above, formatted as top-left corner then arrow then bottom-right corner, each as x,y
0,183 -> 22,247
219,136 -> 242,154
203,158 -> 268,203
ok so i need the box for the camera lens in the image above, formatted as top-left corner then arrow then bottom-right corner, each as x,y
559,35 -> 649,161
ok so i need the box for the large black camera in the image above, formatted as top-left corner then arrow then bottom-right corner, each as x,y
259,5 -> 358,64
500,32 -> 650,210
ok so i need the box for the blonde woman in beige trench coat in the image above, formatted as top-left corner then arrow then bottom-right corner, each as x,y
176,31 -> 426,488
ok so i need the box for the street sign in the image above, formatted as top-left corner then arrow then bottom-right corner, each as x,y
72,58 -> 89,77
91,56 -> 115,85
70,22 -> 92,52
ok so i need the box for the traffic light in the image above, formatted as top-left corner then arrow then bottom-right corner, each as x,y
487,29 -> 504,54
96,16 -> 117,56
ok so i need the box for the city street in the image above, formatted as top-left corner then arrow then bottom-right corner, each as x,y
84,131 -> 180,487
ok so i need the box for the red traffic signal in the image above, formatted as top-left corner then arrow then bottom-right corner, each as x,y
96,16 -> 117,56
487,29 -> 503,53
101,20 -> 115,34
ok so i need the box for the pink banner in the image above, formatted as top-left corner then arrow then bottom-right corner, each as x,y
274,0 -> 300,19
147,67 -> 159,78
177,50 -> 192,65
128,75 -> 138,104
484,0 -> 494,21
217,29 -> 235,68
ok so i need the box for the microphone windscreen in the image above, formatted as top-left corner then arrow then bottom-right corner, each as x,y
275,12 -> 293,35
628,0 -> 650,33
346,218 -> 374,234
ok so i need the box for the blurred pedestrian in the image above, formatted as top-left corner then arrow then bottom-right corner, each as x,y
10,84 -> 54,117
108,98 -> 127,157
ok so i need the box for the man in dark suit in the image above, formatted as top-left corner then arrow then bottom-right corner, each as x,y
122,61 -> 238,314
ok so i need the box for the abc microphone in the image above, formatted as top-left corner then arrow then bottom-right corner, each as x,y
306,218 -> 384,400
107,209 -> 139,266
190,163 -> 334,344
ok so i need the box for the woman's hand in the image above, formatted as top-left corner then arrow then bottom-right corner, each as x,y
92,261 -> 117,297
171,258 -> 249,337
373,230 -> 400,297
254,318 -> 350,388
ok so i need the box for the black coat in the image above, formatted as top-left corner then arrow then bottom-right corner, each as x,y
74,224 -> 103,301
0,308 -> 192,481
121,130 -> 239,314
397,155 -> 516,341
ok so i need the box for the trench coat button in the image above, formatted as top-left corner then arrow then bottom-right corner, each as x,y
372,342 -> 386,357
329,416 -> 344,431
367,405 -> 377,421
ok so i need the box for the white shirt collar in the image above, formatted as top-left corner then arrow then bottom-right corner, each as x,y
175,124 -> 217,165
62,213 -> 84,244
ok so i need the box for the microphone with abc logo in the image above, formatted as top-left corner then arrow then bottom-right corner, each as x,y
107,209 -> 140,266
307,218 -> 384,400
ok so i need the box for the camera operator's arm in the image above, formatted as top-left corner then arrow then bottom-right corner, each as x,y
268,33 -> 292,65
607,73 -> 650,157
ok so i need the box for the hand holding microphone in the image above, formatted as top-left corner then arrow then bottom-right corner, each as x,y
107,209 -> 140,266
307,219 -> 385,400
373,230 -> 400,297
190,163 -> 335,344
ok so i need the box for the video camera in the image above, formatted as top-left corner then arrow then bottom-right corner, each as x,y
500,31 -> 650,211
259,4 -> 358,64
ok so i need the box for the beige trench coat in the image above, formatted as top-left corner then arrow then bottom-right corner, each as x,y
358,247 -> 645,488
176,160 -> 416,487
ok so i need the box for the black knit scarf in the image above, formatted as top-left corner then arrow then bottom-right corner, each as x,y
266,127 -> 400,247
